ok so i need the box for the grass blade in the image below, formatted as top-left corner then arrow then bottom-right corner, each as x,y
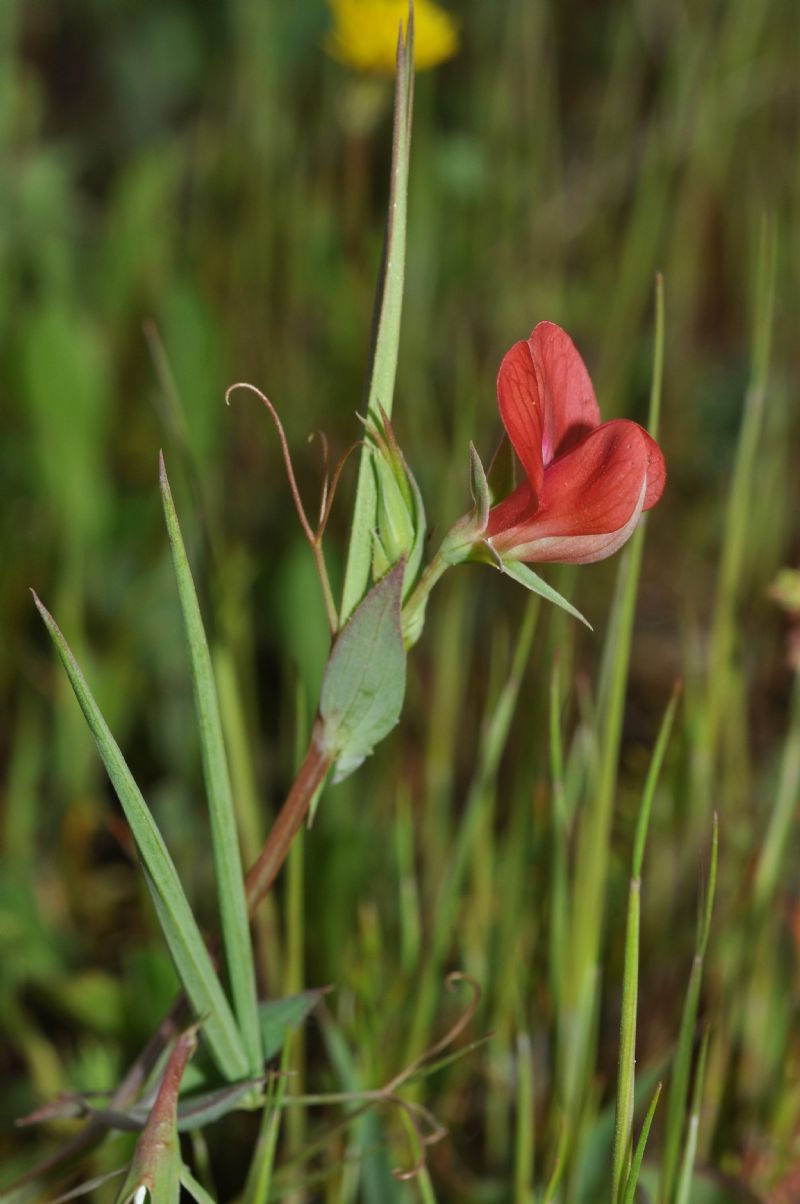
239,1047 -> 290,1204
673,1029 -> 710,1204
753,668 -> 800,910
340,15 -> 415,622
621,1083 -> 662,1204
160,454 -> 262,1075
660,815 -> 718,1202
405,599 -> 538,1061
513,1029 -> 534,1204
564,274 -> 666,1123
700,217 -> 777,798
180,1166 -> 219,1204
611,867 -> 641,1203
32,593 -> 248,1082
612,684 -> 681,1200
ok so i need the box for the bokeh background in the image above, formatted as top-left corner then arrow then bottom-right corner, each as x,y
1,1 -> 798,1200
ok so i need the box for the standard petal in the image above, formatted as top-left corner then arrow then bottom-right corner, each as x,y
496,340 -> 544,499
490,419 -> 659,564
528,322 -> 601,463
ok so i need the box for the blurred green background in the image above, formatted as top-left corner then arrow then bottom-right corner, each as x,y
1,0 -> 798,1200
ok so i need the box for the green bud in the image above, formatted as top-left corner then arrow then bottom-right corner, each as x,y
367,412 -> 426,599
373,449 -> 417,575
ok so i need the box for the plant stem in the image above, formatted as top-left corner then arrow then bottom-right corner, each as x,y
244,722 -> 331,916
7,728 -> 333,1195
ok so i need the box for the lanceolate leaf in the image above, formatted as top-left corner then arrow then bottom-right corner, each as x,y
622,1083 -> 662,1204
259,989 -> 328,1061
23,1077 -> 268,1136
499,558 -> 592,630
32,593 -> 249,1082
340,17 -> 415,622
160,454 -> 262,1076
468,442 -> 490,532
320,562 -> 406,782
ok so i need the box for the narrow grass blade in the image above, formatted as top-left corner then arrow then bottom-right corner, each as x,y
674,1029 -> 710,1204
180,1167 -> 219,1204
703,217 -> 777,777
405,600 -> 538,1061
340,16 -> 415,622
239,1047 -> 290,1204
621,1083 -> 662,1204
564,275 -> 665,1122
612,876 -> 641,1203
398,1109 -> 439,1203
160,454 -> 262,1076
660,814 -> 718,1203
541,1118 -> 569,1204
548,655 -> 570,1016
513,1029 -> 534,1204
32,593 -> 248,1082
612,684 -> 681,1200
753,669 -> 800,910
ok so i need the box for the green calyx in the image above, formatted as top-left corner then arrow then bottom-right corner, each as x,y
367,413 -> 427,600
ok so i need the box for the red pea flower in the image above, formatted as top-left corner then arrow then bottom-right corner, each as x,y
485,322 -> 666,564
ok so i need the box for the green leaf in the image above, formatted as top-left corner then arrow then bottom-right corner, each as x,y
340,19 -> 415,623
180,1167 -> 219,1204
622,1083 -> 662,1204
259,989 -> 327,1061
660,816 -> 718,1203
366,413 -> 427,602
175,1080 -> 263,1131
674,1030 -> 710,1204
612,877 -> 641,1204
320,562 -> 407,783
499,558 -> 592,630
486,433 -> 517,506
159,454 -> 262,1076
468,442 -> 490,532
240,1043 -> 291,1204
612,685 -> 680,1202
32,593 -> 248,1082
48,1170 -> 127,1204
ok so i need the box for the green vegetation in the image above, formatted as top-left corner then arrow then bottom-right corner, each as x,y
1,1 -> 797,1201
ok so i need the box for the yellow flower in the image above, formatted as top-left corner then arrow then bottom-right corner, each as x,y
326,0 -> 458,73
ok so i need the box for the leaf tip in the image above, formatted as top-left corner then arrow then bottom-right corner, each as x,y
30,588 -> 51,626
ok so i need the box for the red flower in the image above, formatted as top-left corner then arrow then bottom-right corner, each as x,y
486,322 -> 666,564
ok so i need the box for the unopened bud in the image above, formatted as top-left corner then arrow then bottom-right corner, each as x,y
368,413 -> 426,598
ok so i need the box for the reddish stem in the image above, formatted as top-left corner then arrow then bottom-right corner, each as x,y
10,729 -> 333,1193
244,722 -> 332,916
